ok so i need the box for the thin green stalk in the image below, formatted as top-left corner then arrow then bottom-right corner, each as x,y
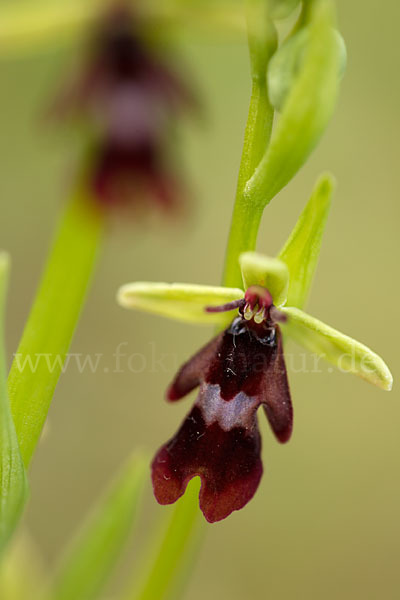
223,0 -> 276,288
8,190 -> 104,468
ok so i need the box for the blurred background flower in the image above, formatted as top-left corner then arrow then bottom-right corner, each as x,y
50,1 -> 198,214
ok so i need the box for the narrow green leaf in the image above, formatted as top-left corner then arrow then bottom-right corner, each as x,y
0,254 -> 28,554
278,173 -> 334,309
8,191 -> 104,468
48,453 -> 147,600
127,478 -> 203,600
117,282 -> 243,324
282,306 -> 393,391
240,252 -> 289,306
246,0 -> 340,208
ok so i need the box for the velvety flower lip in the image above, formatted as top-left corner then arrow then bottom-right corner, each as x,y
152,405 -> 263,524
153,303 -> 292,523
52,2 -> 195,209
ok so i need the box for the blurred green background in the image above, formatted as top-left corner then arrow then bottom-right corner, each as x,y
0,1 -> 399,598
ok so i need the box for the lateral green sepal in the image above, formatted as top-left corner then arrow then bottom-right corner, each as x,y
281,306 -> 393,391
117,283 -> 244,324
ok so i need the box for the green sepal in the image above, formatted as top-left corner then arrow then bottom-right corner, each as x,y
239,252 -> 289,306
245,0 -> 341,208
268,25 -> 346,112
281,306 -> 393,391
117,283 -> 244,324
0,254 -> 28,554
278,173 -> 334,309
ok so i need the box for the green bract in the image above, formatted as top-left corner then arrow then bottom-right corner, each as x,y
118,175 -> 393,391
0,254 -> 28,554
246,0 -> 341,208
268,25 -> 347,112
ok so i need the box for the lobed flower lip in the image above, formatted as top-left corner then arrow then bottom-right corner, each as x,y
153,315 -> 292,522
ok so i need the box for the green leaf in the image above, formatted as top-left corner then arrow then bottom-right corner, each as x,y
127,478 -> 203,600
245,0 -> 341,208
281,306 -> 393,391
0,253 -> 28,554
117,282 -> 243,324
268,26 -> 347,112
278,173 -> 334,309
8,191 -> 104,468
240,252 -> 289,306
48,453 -> 147,600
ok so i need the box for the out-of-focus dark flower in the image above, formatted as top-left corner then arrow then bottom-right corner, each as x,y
53,3 -> 196,210
153,286 -> 291,523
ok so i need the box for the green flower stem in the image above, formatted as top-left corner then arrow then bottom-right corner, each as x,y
128,479 -> 203,600
223,0 -> 276,289
8,190 -> 104,468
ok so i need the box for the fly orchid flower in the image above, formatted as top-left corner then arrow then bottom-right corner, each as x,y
117,176 -> 392,522
52,2 -> 196,210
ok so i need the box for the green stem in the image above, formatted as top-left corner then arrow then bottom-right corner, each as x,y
222,0 -> 276,288
8,190 -> 104,468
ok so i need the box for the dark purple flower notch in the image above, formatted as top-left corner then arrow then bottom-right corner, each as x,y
52,1 -> 197,210
152,285 -> 292,523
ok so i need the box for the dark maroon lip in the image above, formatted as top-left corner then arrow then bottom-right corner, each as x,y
153,314 -> 292,522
